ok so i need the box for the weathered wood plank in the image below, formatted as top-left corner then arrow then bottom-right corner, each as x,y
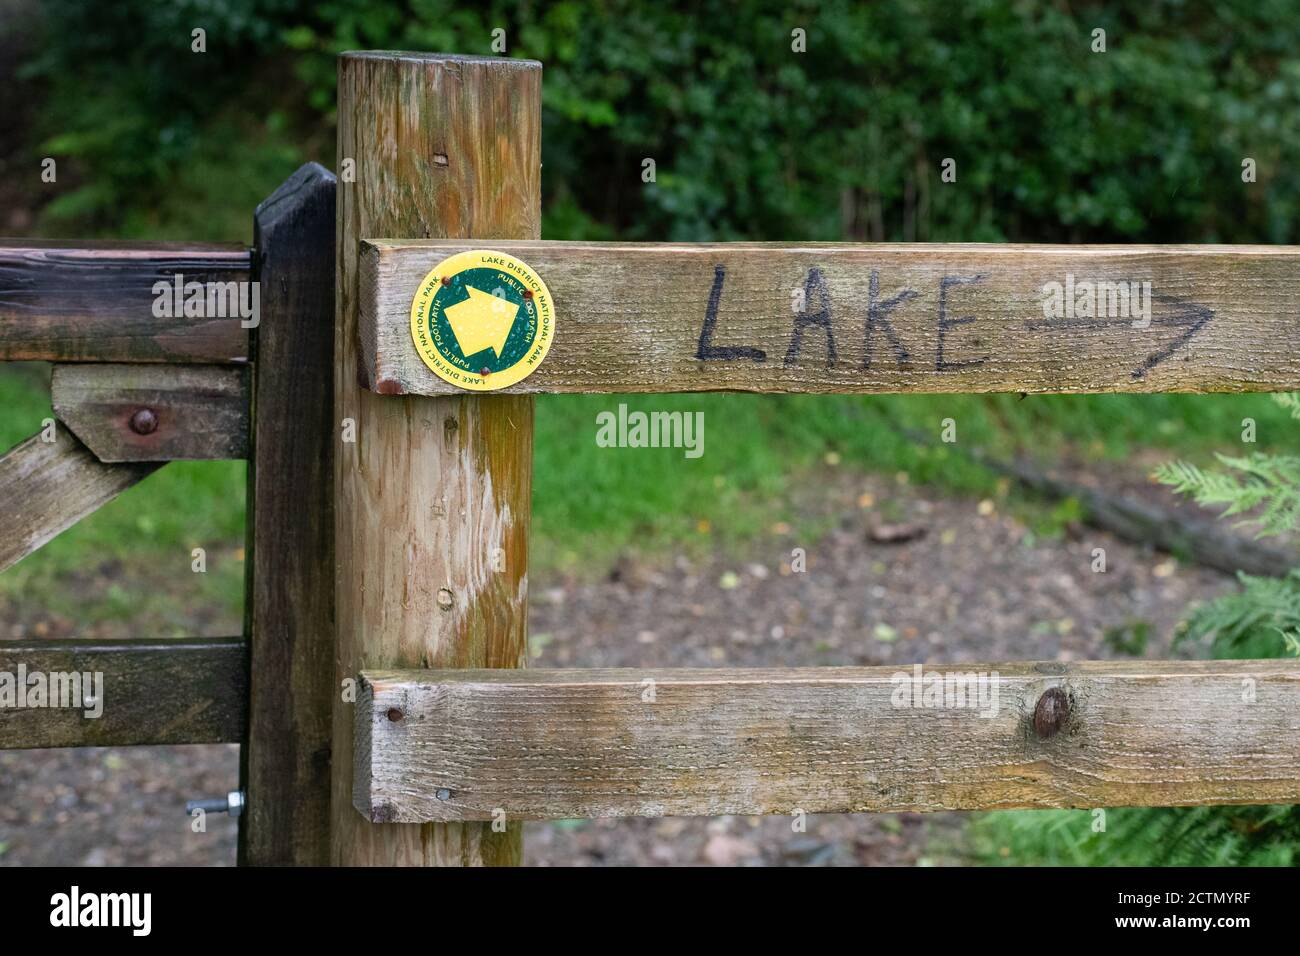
0,428 -> 160,573
359,241 -> 1300,394
0,637 -> 246,749
239,162 -> 337,867
355,661 -> 1300,821
0,240 -> 251,363
332,52 -> 539,866
51,364 -> 249,462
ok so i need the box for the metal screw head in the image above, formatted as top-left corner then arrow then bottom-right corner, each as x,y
1034,686 -> 1070,738
435,788 -> 452,801
129,408 -> 158,435
386,707 -> 404,722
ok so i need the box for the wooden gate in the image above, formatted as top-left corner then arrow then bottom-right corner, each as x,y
1,52 -> 1298,867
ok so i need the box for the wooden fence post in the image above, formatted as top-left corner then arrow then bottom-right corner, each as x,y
331,52 -> 540,865
240,162 -> 338,866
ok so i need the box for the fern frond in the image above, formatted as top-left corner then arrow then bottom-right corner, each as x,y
1272,392 -> 1300,420
1155,454 -> 1300,536
1177,569 -> 1300,657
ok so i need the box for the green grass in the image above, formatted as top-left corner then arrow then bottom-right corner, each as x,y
532,390 -> 1297,572
0,365 -> 247,630
5,361 -> 1292,598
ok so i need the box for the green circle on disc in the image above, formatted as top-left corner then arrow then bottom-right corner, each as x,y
430,267 -> 535,372
409,250 -> 555,391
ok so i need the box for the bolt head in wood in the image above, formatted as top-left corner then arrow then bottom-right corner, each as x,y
386,707 -> 404,722
128,408 -> 159,435
1034,686 -> 1069,738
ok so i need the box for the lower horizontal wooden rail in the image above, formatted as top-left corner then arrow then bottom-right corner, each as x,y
355,661 -> 1300,822
0,637 -> 246,749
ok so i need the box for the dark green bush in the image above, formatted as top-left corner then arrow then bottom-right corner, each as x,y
21,0 -> 1300,243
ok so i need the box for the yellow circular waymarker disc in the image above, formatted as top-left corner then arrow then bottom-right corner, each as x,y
409,250 -> 555,391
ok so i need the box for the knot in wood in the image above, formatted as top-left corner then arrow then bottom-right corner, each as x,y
1033,686 -> 1069,738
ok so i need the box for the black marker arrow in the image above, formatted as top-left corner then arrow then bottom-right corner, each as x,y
1024,291 -> 1213,380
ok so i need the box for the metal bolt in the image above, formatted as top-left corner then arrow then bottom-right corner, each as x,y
1034,686 -> 1070,739
386,707 -> 404,722
435,788 -> 452,801
185,790 -> 244,818
129,408 -> 158,435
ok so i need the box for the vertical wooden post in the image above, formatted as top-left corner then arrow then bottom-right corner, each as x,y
331,52 -> 540,865
240,162 -> 338,866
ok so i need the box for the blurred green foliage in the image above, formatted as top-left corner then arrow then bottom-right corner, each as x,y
971,803 -> 1297,866
20,0 -> 1300,244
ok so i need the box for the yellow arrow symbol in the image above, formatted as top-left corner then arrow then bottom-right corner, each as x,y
444,285 -> 520,359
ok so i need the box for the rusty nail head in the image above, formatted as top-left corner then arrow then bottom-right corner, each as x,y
386,707 -> 403,722
1034,686 -> 1069,739
129,408 -> 158,435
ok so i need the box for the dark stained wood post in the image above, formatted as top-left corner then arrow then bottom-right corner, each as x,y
240,162 -> 338,866
331,53 -> 539,865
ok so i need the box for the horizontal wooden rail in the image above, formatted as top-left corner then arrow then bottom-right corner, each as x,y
0,240 -> 250,363
0,637 -> 246,748
360,240 -> 1300,395
52,364 -> 249,461
0,428 -> 159,573
355,661 -> 1300,822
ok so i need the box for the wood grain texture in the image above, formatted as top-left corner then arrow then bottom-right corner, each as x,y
0,240 -> 250,363
51,364 -> 248,461
360,241 -> 1300,394
0,637 -> 246,749
0,428 -> 160,573
240,163 -> 337,867
356,661 -> 1300,821
332,52 -> 540,866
